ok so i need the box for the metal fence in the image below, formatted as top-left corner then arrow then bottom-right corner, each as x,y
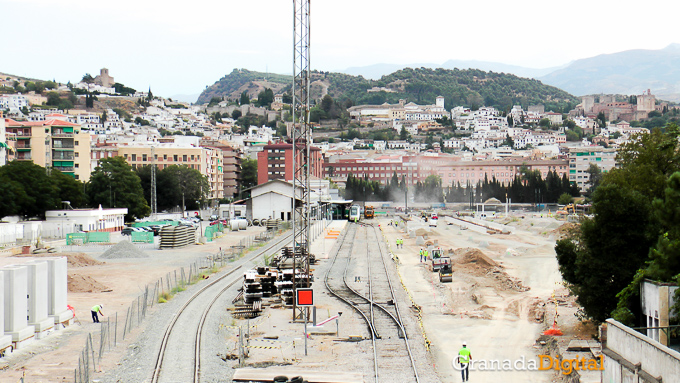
72,222 -> 291,383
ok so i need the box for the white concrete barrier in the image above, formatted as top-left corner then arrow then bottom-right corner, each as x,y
2,265 -> 35,349
26,261 -> 55,339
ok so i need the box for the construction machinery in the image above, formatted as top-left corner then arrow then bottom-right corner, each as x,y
430,248 -> 451,272
556,203 -> 575,215
439,264 -> 453,283
364,205 -> 375,219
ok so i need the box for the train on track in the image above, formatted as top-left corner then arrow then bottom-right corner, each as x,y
348,205 -> 361,221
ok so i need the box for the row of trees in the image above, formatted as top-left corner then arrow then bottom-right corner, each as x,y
342,169 -> 580,204
555,123 -> 680,324
0,162 -> 85,219
0,157 -> 211,222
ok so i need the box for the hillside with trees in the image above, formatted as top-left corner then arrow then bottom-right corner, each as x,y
197,67 -> 579,112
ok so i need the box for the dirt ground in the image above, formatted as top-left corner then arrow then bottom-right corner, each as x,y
0,215 -> 600,383
380,213 -> 593,382
0,227 -> 266,382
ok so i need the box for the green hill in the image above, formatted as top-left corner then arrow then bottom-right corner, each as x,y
198,67 -> 579,112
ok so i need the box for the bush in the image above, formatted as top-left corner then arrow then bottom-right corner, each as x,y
558,193 -> 574,205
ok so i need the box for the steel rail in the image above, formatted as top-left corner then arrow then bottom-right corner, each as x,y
151,232 -> 293,383
370,225 -> 420,383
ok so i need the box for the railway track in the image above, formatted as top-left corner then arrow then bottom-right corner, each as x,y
324,223 -> 419,383
150,232 -> 293,383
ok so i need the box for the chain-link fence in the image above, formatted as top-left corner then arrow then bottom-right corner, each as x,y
72,222 -> 291,383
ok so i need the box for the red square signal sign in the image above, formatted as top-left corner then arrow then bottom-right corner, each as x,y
296,288 -> 314,306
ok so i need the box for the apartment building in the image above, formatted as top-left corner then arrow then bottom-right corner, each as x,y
566,146 -> 617,192
0,114 -> 6,165
256,143 -> 324,185
434,159 -> 569,186
200,139 -> 242,199
327,153 -> 569,187
117,144 -> 224,200
3,118 -> 91,180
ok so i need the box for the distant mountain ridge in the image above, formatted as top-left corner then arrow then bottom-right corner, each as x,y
538,44 -> 680,101
198,67 -> 578,112
338,44 -> 680,102
340,61 -> 563,80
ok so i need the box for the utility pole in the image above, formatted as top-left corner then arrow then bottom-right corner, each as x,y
151,146 -> 157,220
292,0 -> 312,322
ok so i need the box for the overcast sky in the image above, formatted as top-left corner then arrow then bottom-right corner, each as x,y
3,0 -> 678,99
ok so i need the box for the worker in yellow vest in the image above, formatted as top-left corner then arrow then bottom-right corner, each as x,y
419,248 -> 424,262
458,342 -> 472,381
423,248 -> 429,263
91,304 -> 104,323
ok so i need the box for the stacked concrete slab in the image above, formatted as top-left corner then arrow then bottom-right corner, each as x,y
2,265 -> 35,349
0,272 -> 12,353
45,257 -> 72,327
26,261 -> 55,339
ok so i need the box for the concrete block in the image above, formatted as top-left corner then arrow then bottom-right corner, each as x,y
26,261 -> 54,339
408,230 -> 416,238
415,236 -> 425,245
2,266 -> 35,349
44,257 -> 70,327
0,272 -> 13,353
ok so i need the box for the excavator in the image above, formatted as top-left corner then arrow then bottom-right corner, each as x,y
556,203 -> 575,216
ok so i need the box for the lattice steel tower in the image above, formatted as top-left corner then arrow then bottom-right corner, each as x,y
292,0 -> 311,321
151,146 -> 157,218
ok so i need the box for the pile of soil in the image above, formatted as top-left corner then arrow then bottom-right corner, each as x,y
453,248 -> 529,292
16,252 -> 104,267
100,240 -> 149,259
68,274 -> 109,293
553,222 -> 579,238
454,248 -> 498,269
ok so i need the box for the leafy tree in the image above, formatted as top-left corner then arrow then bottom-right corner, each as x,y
605,125 -> 680,201
232,109 -> 242,120
239,158 -> 258,193
113,83 -> 136,96
538,118 -> 551,128
399,126 -> 409,140
320,94 -> 334,114
0,174 -> 23,219
555,184 -> 654,322
46,91 -> 74,110
257,88 -> 274,107
558,193 -> 574,205
585,163 -> 602,196
0,162 -> 59,219
239,91 -> 250,105
156,165 -> 208,211
207,97 -> 222,107
50,169 -> 85,208
86,157 -> 150,221
81,73 -> 94,84
504,134 -> 514,147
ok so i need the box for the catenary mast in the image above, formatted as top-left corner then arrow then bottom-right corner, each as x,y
292,0 -> 311,321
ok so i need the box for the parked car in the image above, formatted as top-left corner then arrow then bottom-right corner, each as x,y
121,227 -> 145,236
141,226 -> 163,236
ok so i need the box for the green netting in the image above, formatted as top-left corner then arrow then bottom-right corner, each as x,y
87,232 -> 110,243
132,220 -> 178,228
203,223 -> 225,242
66,233 -> 87,245
131,231 -> 154,243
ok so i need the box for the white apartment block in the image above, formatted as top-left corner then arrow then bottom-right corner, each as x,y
567,146 -> 617,192
0,94 -> 29,110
